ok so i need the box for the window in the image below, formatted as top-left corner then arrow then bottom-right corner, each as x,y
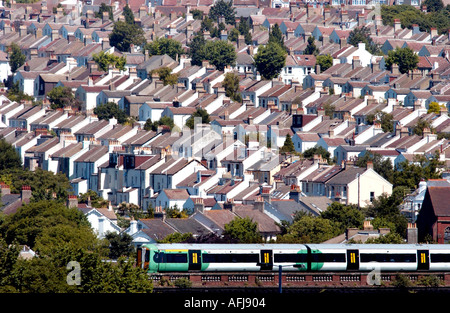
370,191 -> 375,202
287,67 -> 292,74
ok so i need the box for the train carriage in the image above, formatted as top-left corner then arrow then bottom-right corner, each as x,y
137,243 -> 450,273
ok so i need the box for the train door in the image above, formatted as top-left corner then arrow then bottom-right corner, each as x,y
189,250 -> 202,271
260,250 -> 273,271
417,250 -> 430,270
346,249 -> 359,270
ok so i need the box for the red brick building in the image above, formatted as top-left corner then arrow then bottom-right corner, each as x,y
417,186 -> 450,244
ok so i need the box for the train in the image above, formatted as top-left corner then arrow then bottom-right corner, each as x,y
137,243 -> 450,273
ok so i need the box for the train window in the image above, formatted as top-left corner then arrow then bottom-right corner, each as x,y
203,253 -> 259,263
430,254 -> 450,262
312,253 -> 346,263
360,253 -> 416,263
274,253 -> 308,263
153,252 -> 188,263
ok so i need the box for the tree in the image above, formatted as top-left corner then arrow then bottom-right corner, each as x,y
315,54 -> 333,72
0,138 -> 22,171
149,67 -> 179,86
278,215 -> 341,243
95,3 -> 113,20
366,110 -> 394,133
385,47 -> 419,74
105,232 -> 134,259
347,26 -> 380,55
268,23 -> 286,50
144,37 -> 184,61
303,146 -> 331,163
320,202 -> 365,232
78,189 -> 109,208
221,72 -> 242,102
304,36 -> 319,56
280,134 -> 295,154
427,101 -> 442,114
188,32 -> 207,66
92,51 -> 126,72
203,40 -> 237,71
109,21 -> 146,52
8,43 -> 26,73
47,86 -> 79,110
422,0 -> 444,12
208,0 -> 236,25
123,4 -> 135,24
355,151 -> 394,183
238,17 -> 252,45
254,42 -> 286,80
144,116 -> 175,131
93,102 -> 129,124
185,108 -> 210,129
223,217 -> 262,243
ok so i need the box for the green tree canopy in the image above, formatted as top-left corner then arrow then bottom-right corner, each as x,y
92,51 -> 126,72
208,0 -> 236,25
254,41 -> 286,80
47,86 -> 80,110
144,37 -> 184,61
347,26 -> 380,54
315,54 -> 333,72
144,115 -> 175,131
149,67 -> 179,86
0,138 -> 21,171
303,145 -> 331,164
109,21 -> 146,52
278,214 -> 342,243
185,108 -> 210,129
221,72 -> 242,102
204,40 -> 237,71
280,133 -> 295,154
8,43 -> 26,73
385,47 -> 419,74
268,23 -> 286,50
93,101 -> 129,124
304,36 -> 319,56
223,216 -> 262,243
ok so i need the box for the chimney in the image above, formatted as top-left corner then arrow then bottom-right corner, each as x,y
315,64 -> 321,74
21,185 -> 32,202
238,35 -> 245,49
102,37 -> 110,50
67,195 -> 78,208
391,63 -> 399,75
366,161 -> 373,170
363,220 -> 374,231
253,196 -> 264,212
352,56 -> 361,69
223,198 -> 235,212
289,184 -> 301,202
407,223 -> 418,244
261,186 -> 271,204
19,25 -> 27,37
394,19 -> 401,33
1,183 -> 10,195
194,198 -> 204,213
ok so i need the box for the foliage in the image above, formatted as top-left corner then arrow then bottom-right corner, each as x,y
280,134 -> 295,154
381,4 -> 450,34
191,9 -> 203,20
364,231 -> 405,244
366,110 -> 394,133
304,36 -> 319,56
427,101 -> 442,114
144,37 -> 184,61
149,67 -> 179,86
254,41 -> 286,80
0,167 -> 72,202
93,101 -> 129,124
144,116 -> 175,131
185,108 -> 211,129
223,217 -> 262,243
159,232 -> 194,243
0,138 -> 21,171
205,40 -> 237,71
393,153 -> 444,189
188,32 -> 207,66
105,231 -> 134,259
315,54 -> 333,72
347,26 -> 380,55
8,43 -> 26,73
47,86 -> 80,110
277,215 -> 341,243
355,151 -> 394,183
78,189 -> 109,208
208,0 -> 236,25
238,17 -> 252,45
268,23 -> 286,50
95,3 -> 113,20
6,81 -> 35,103
123,5 -> 135,25
385,47 -> 419,75
320,202 -> 364,232
222,72 -> 242,102
109,21 -> 146,52
303,145 -> 331,164
92,51 -> 126,72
